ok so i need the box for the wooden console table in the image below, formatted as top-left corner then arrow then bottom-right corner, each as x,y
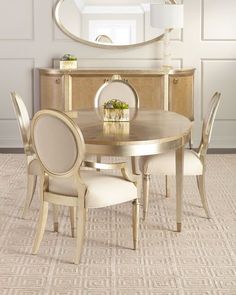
39,68 -> 195,120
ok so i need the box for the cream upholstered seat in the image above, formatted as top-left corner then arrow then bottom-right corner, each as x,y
140,150 -> 203,176
49,171 -> 137,209
139,92 -> 221,220
11,92 -> 42,218
31,109 -> 139,264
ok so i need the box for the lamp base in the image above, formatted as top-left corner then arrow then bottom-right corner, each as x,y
160,64 -> 173,74
161,29 -> 173,73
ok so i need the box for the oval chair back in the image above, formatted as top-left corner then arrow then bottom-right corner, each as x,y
95,34 -> 112,43
11,92 -> 31,154
31,109 -> 85,178
198,92 -> 221,158
94,75 -> 139,109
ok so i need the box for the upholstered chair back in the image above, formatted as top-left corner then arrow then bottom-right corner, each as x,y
11,92 -> 31,154
198,92 -> 221,158
94,75 -> 139,109
31,110 -> 85,177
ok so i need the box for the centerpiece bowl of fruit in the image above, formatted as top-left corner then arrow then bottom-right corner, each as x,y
103,99 -> 129,122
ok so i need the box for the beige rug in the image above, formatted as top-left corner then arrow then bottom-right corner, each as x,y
0,154 -> 236,294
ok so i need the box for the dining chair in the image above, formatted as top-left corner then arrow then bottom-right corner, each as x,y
95,34 -> 113,43
10,92 -> 42,218
94,74 -> 139,109
94,74 -> 139,171
31,109 -> 139,264
139,92 -> 221,220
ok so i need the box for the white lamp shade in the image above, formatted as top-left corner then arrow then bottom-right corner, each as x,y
150,4 -> 184,29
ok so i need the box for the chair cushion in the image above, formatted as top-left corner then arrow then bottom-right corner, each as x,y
139,149 -> 203,176
49,170 -> 137,208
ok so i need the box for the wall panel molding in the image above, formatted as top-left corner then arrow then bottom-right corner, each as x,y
0,58 -> 35,120
201,0 -> 236,41
0,0 -> 34,41
201,58 -> 236,121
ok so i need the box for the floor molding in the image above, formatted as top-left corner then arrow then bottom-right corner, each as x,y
0,148 -> 236,154
0,148 -> 24,154
207,148 -> 236,154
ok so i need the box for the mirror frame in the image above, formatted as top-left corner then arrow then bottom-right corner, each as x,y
54,0 -> 177,49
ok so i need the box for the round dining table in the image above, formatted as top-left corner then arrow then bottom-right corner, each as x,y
69,108 -> 193,232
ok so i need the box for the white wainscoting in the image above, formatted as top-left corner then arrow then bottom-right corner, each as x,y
0,0 -> 235,148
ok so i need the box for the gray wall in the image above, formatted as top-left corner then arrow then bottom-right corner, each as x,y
0,0 -> 236,148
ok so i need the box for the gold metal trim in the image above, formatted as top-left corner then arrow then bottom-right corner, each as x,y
177,223 -> 182,232
39,68 -> 195,76
62,74 -> 72,111
94,75 -> 139,109
54,0 -> 177,49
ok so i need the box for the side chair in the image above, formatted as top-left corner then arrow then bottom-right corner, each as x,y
10,92 -> 42,218
94,74 -> 140,172
94,74 -> 139,109
31,109 -> 140,264
139,92 -> 222,220
95,34 -> 113,43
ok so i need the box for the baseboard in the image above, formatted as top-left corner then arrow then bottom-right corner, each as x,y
207,148 -> 236,154
0,148 -> 236,154
0,148 -> 24,154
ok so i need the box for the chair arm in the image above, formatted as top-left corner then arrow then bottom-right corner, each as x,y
83,161 -> 138,183
25,143 -> 34,156
83,161 -> 126,170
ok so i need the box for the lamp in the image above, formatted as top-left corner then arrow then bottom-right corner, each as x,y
150,3 -> 184,71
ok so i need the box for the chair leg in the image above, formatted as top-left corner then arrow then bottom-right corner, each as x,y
22,174 -> 37,218
131,156 -> 140,175
96,155 -> 101,171
189,131 -> 193,149
85,209 -> 89,221
32,201 -> 49,254
69,206 -> 77,238
196,175 -> 200,190
165,175 -> 170,198
197,174 -> 211,218
53,205 -> 59,232
74,203 -> 86,264
143,174 -> 150,220
132,199 -> 140,250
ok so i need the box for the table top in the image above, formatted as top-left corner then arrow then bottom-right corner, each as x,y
69,109 -> 192,156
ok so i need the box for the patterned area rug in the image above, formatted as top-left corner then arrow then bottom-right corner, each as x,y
0,154 -> 236,294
